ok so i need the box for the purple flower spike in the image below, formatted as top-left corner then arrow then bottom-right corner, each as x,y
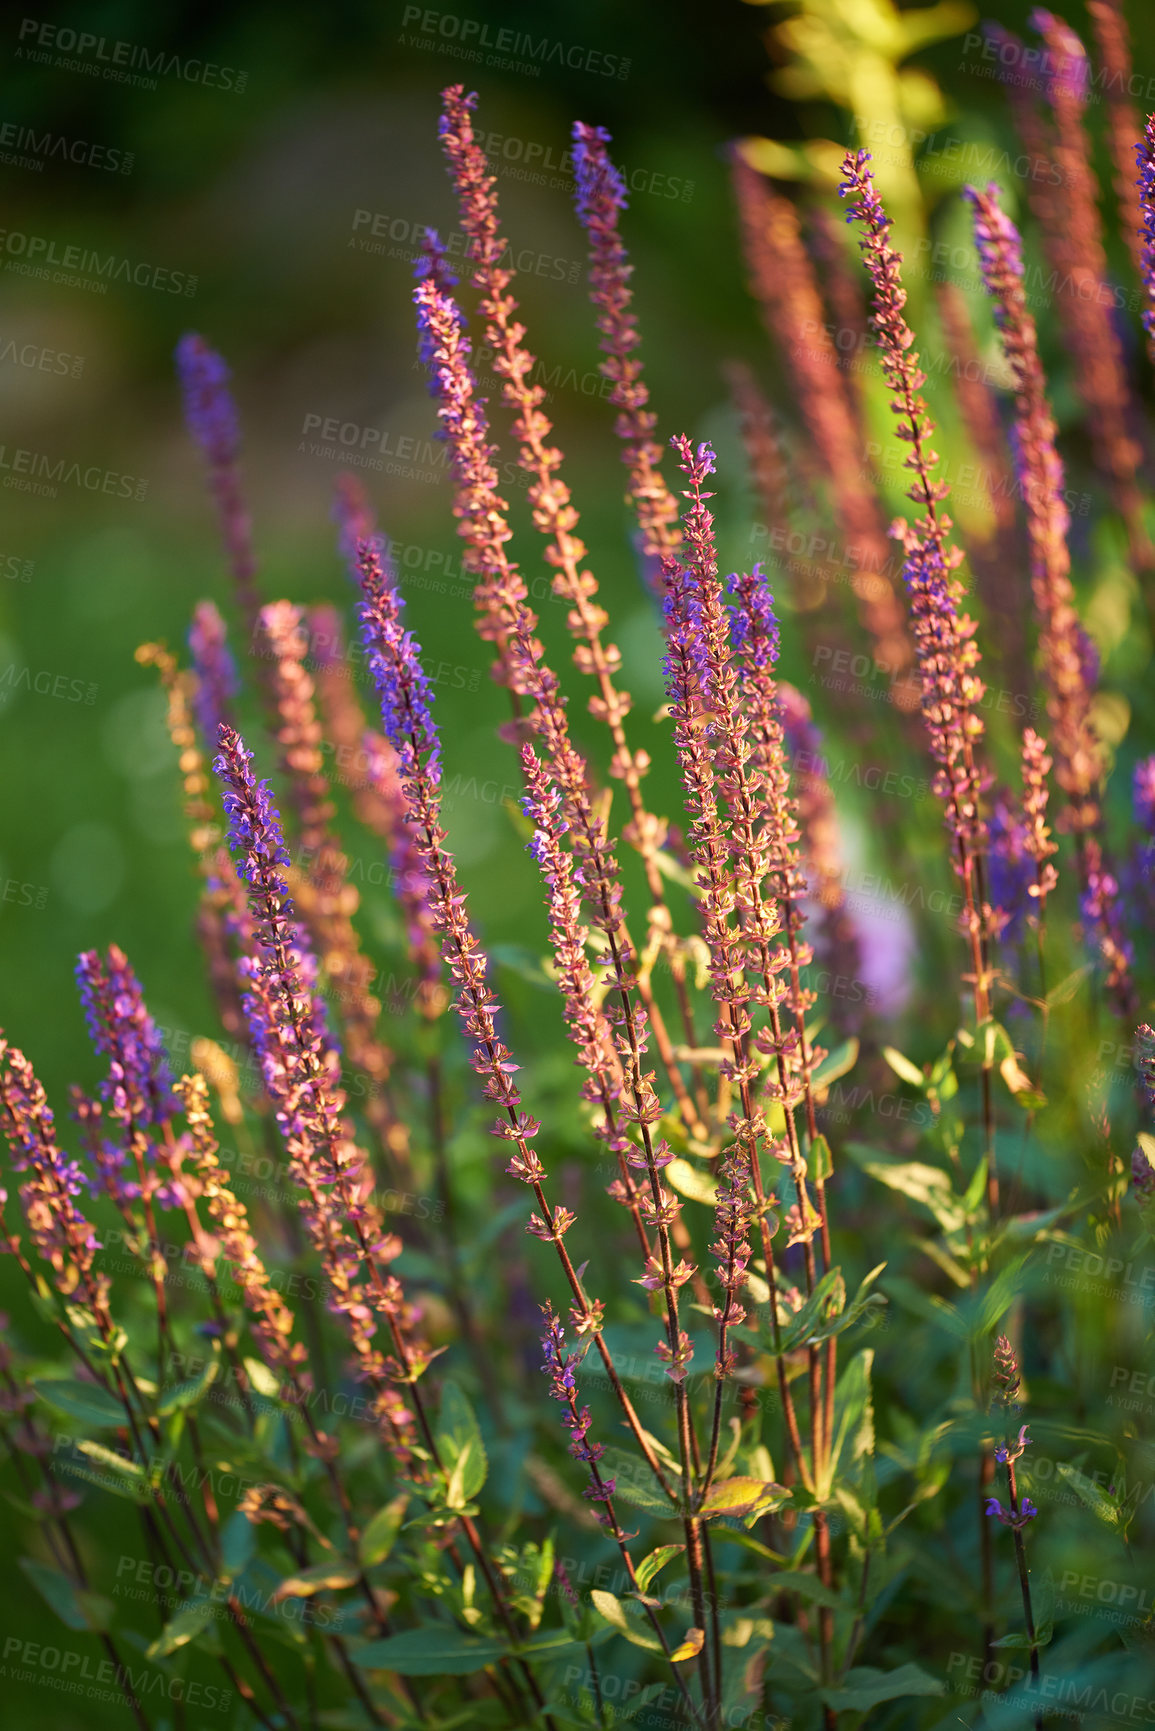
0,1036 -> 110,1315
188,600 -> 237,748
1137,117 -> 1155,356
357,547 -> 441,795
573,122 -> 627,221
1134,756 -> 1155,831
75,945 -> 177,1129
175,333 -> 240,468
215,729 -> 292,892
727,562 -> 780,673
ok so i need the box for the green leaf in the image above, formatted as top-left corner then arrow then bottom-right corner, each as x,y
665,1158 -> 718,1206
808,1134 -> 834,1184
73,1440 -> 152,1503
220,1510 -> 255,1584
811,1038 -> 859,1091
359,1494 -> 409,1568
352,1626 -> 506,1674
810,1264 -> 887,1346
274,1560 -> 360,1600
761,1569 -> 845,1611
514,1626 -> 585,1659
437,1382 -> 487,1505
20,1559 -> 112,1632
992,1626 -> 1053,1650
699,1477 -> 785,1519
590,1589 -> 663,1652
882,1047 -> 925,1089
845,1144 -> 968,1234
33,1378 -> 126,1429
822,1661 -> 945,1710
600,1448 -> 677,1514
1055,1463 -> 1122,1529
1045,964 -> 1092,1008
773,1266 -> 846,1353
243,1357 -> 282,1398
820,1349 -> 874,1498
158,1354 -> 219,1417
147,1598 -> 218,1658
635,1545 -> 684,1594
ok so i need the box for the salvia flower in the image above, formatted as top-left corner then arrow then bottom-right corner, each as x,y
842,151 -> 1002,1086
1088,0 -> 1148,281
985,1496 -> 1039,1530
1137,115 -> 1155,361
213,723 -> 424,1452
1023,10 -> 1147,557
175,333 -> 263,642
175,332 -> 239,467
571,119 -> 681,570
994,1424 -> 1032,1466
731,152 -> 914,693
965,183 -> 1102,827
412,272 -> 528,694
0,1037 -> 109,1311
188,599 -> 238,749
842,154 -> 990,874
776,680 -> 863,1023
176,1072 -> 309,1392
993,1334 -> 1022,1408
332,472 -> 381,586
987,797 -> 1036,945
75,945 -> 177,1131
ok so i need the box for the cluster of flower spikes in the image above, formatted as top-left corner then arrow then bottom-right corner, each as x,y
840,151 -> 990,877
213,725 -> 423,1454
570,119 -> 681,575
665,437 -> 820,1248
520,746 -> 657,1255
74,944 -> 180,1213
177,1071 -> 309,1395
0,1035 -> 109,1312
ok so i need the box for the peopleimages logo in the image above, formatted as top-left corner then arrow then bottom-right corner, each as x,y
0,228 -> 196,297
15,19 -> 248,93
399,7 -> 631,80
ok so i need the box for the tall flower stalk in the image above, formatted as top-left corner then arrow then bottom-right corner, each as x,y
570,120 -> 682,575
966,181 -> 1136,1015
841,150 -> 999,1211
176,334 -> 266,647
439,86 -> 705,1094
994,13 -> 1148,565
412,261 -> 707,1139
257,599 -> 413,1176
731,152 -> 916,699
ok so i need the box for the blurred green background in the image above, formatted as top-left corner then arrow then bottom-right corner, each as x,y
1,0 -> 1153,1722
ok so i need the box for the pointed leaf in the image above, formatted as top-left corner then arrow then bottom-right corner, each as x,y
351,1627 -> 506,1674
881,1047 -> 925,1089
147,1598 -> 217,1657
669,1626 -> 705,1663
822,1662 -> 944,1710
33,1378 -> 126,1430
158,1354 -> 219,1417
437,1382 -> 487,1503
699,1477 -> 786,1519
1055,1463 -> 1122,1529
20,1559 -> 112,1632
274,1560 -> 360,1600
360,1495 -> 409,1568
810,1038 -> 859,1091
590,1589 -> 664,1652
635,1545 -> 684,1595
